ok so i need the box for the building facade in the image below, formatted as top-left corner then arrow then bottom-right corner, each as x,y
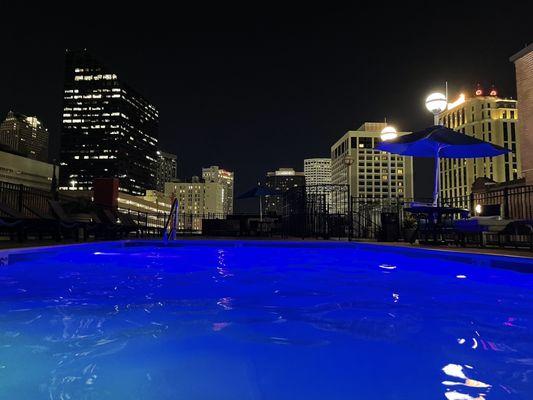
59,49 -> 159,195
437,90 -> 521,201
331,122 -> 414,201
0,149 -> 57,191
263,168 -> 305,216
510,44 -> 533,183
164,178 -> 225,231
156,151 -> 177,192
0,111 -> 49,162
304,158 -> 331,187
202,165 -> 234,215
118,190 -> 171,228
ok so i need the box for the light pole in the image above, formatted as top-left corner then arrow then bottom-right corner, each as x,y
425,92 -> 447,206
343,155 -> 354,239
70,179 -> 77,191
425,92 -> 447,125
380,126 -> 398,203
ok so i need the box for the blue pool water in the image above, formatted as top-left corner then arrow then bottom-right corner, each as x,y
0,241 -> 532,399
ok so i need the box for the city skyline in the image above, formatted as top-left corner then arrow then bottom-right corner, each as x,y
1,4 -> 530,209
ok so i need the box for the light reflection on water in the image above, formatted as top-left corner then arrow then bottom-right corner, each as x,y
0,243 -> 531,399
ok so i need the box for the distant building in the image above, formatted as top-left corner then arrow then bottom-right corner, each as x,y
263,168 -> 305,216
164,178 -> 225,231
437,90 -> 521,201
202,165 -> 234,215
304,158 -> 331,187
0,149 -> 57,191
59,49 -> 159,195
118,190 -> 171,228
510,44 -> 533,183
156,151 -> 177,192
331,122 -> 414,201
0,111 -> 49,162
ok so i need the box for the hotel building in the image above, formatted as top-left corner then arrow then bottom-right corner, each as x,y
202,165 -> 234,215
0,111 -> 49,162
59,49 -> 159,195
263,168 -> 305,216
164,178 -> 225,231
437,89 -> 521,201
331,122 -> 414,201
510,44 -> 533,183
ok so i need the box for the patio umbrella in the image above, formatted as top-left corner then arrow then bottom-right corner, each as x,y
237,185 -> 280,221
375,125 -> 510,206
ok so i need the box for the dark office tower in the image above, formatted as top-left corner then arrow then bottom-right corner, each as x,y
156,150 -> 178,192
263,168 -> 305,216
59,49 -> 159,195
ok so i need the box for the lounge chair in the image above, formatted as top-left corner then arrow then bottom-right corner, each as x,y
0,203 -> 25,241
99,208 -> 136,238
454,216 -> 510,247
0,202 -> 54,241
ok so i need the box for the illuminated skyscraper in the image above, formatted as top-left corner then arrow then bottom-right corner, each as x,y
0,111 -> 49,162
59,49 -> 159,195
202,165 -> 234,215
331,122 -> 414,200
437,89 -> 521,201
304,158 -> 331,187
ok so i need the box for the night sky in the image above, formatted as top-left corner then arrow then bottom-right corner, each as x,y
1,3 -> 531,211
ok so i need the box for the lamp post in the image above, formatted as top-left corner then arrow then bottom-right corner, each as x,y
70,179 -> 77,191
343,155 -> 354,239
425,92 -> 447,125
425,92 -> 447,206
380,126 -> 398,202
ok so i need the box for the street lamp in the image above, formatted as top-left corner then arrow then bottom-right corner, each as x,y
343,155 -> 355,239
381,126 -> 397,201
425,92 -> 447,125
343,154 -> 355,200
70,179 -> 77,191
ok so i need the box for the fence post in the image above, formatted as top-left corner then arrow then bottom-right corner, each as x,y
503,188 -> 510,219
18,184 -> 23,212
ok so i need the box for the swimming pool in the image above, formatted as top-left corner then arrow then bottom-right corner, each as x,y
0,240 -> 531,399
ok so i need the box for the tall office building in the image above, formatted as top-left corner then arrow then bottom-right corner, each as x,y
510,44 -> 533,183
156,151 -> 177,192
437,89 -> 521,201
59,49 -> 159,195
202,165 -> 234,215
331,122 -> 414,200
304,158 -> 331,187
263,168 -> 305,216
0,111 -> 49,162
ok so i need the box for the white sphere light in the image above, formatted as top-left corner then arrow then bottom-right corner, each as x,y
380,126 -> 398,141
425,92 -> 447,115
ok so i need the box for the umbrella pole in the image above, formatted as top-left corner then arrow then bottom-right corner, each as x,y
433,153 -> 440,207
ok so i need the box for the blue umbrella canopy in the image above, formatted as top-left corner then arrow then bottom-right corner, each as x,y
237,185 -> 280,221
376,125 -> 510,158
375,125 -> 510,206
237,185 -> 280,199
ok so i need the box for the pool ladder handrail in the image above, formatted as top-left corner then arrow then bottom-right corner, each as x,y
163,198 -> 178,242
